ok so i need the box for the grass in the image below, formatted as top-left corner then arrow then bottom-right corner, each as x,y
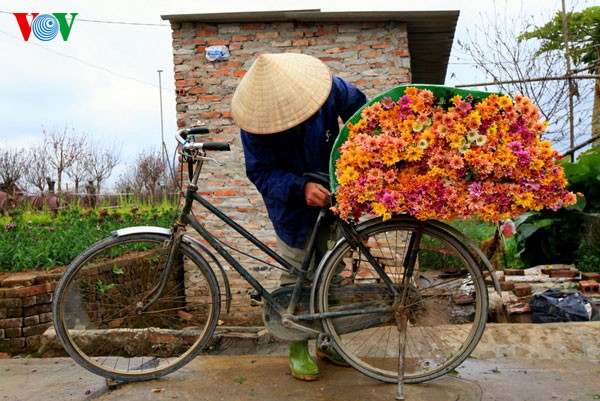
1,209 -> 516,273
0,205 -> 178,272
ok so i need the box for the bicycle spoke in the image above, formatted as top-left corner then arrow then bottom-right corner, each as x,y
318,217 -> 488,384
54,234 -> 220,381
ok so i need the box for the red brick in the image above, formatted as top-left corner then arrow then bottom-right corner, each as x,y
272,40 -> 292,47
194,29 -> 218,37
362,51 -> 383,59
391,49 -> 410,57
315,27 -> 338,36
35,273 -> 62,284
292,39 -> 311,46
214,189 -> 237,197
256,31 -> 278,40
175,79 -> 197,88
579,280 -> 599,294
504,268 -> 525,276
207,39 -> 229,46
1,273 -> 37,288
5,328 -> 21,338
198,111 -> 222,119
232,35 -> 252,42
0,298 -> 21,309
582,272 -> 600,281
0,318 -> 22,329
209,69 -> 231,76
549,270 -> 578,279
241,23 -> 265,30
198,95 -> 222,102
187,87 -> 207,95
513,283 -> 532,297
371,42 -> 393,49
17,283 -> 52,298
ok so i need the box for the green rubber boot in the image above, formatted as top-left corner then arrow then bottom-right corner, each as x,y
316,343 -> 351,367
288,341 -> 319,381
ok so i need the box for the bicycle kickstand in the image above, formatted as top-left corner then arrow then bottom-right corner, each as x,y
396,221 -> 424,400
396,307 -> 409,400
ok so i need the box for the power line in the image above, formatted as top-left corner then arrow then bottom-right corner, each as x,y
0,11 -> 169,27
0,27 -> 175,92
77,18 -> 168,27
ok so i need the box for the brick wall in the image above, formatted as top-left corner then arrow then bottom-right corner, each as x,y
169,18 -> 412,325
0,272 -> 60,355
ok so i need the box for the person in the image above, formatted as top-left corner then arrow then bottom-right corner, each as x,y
231,52 -> 367,381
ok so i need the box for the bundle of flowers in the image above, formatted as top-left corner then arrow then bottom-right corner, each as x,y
331,85 -> 577,222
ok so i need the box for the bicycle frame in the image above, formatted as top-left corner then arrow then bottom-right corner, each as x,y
166,129 -> 501,340
162,144 -> 407,337
180,187 -> 296,313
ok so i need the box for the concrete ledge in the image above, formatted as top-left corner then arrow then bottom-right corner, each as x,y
39,322 -> 600,360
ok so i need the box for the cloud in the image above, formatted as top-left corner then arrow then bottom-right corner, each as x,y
0,0 -> 593,190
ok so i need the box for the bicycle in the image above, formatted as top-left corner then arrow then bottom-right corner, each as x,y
52,126 -> 500,399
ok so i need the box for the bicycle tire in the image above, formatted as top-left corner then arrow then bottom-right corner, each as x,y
315,216 -> 488,383
53,232 -> 221,381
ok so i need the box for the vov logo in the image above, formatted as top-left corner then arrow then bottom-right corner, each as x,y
13,13 -> 78,41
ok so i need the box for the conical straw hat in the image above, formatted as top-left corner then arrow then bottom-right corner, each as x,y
232,53 -> 332,134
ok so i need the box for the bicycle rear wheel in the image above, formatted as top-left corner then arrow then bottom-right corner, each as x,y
53,232 -> 221,381
316,216 -> 488,383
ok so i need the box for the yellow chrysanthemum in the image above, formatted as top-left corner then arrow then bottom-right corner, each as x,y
405,145 -> 424,162
338,167 -> 359,185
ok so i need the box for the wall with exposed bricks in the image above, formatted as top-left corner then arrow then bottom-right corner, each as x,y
168,18 -> 412,325
0,272 -> 60,355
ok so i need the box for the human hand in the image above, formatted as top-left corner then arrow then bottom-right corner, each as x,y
304,182 -> 330,207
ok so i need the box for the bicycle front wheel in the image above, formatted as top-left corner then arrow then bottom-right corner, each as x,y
53,232 -> 221,381
316,217 -> 488,383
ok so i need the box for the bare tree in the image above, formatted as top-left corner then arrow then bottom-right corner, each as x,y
0,147 -> 26,194
456,5 -> 593,151
84,140 -> 122,195
136,149 -> 166,203
44,127 -> 86,194
520,6 -> 600,146
66,138 -> 91,194
24,145 -> 51,194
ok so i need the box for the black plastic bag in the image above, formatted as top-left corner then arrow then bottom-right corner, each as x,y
529,288 -> 600,323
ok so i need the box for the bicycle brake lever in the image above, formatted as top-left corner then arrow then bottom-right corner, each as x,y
199,155 -> 223,167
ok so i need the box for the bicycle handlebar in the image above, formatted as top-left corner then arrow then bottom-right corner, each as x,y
175,127 -> 230,152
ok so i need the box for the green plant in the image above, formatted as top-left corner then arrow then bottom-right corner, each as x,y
562,147 -> 600,212
96,279 -> 116,294
0,206 -> 177,272
513,147 -> 600,268
575,239 -> 600,273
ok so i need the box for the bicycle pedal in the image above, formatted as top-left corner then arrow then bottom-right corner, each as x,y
249,290 -> 263,307
317,333 -> 332,351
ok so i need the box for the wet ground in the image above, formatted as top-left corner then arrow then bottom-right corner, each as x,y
1,322 -> 599,401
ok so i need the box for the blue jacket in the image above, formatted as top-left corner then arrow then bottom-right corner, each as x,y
241,76 -> 367,248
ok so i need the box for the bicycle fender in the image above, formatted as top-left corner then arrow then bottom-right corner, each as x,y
112,226 -> 232,314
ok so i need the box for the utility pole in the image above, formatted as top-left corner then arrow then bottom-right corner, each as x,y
157,69 -> 167,194
561,0 -> 576,162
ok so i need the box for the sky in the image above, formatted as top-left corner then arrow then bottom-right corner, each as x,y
0,0 -> 592,190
